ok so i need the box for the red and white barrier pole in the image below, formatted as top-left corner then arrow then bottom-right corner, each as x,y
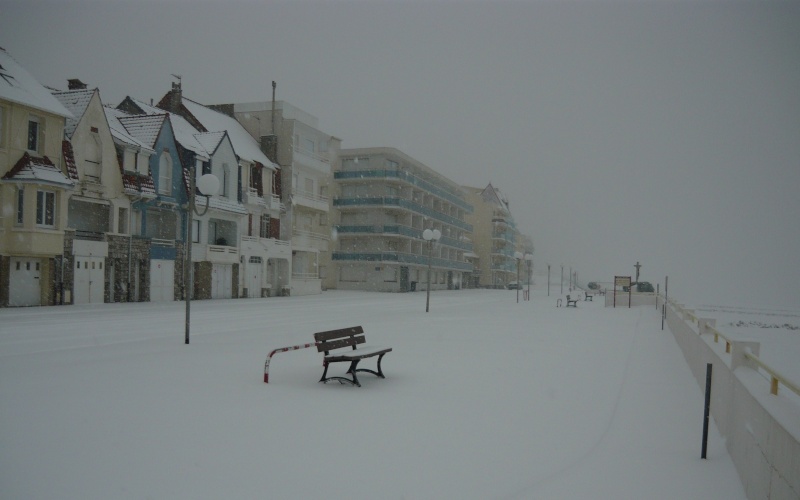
264,342 -> 318,383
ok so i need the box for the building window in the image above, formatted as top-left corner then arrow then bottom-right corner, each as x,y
36,190 -> 56,227
85,133 -> 102,181
16,188 -> 24,224
304,138 -> 314,153
222,164 -> 230,198
260,214 -> 269,238
0,106 -> 6,149
118,207 -> 128,234
27,116 -> 41,152
192,219 -> 200,243
208,220 -> 217,244
158,152 -> 172,195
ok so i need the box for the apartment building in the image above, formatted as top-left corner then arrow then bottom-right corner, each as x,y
463,183 -> 530,288
219,100 -> 339,295
332,147 -> 473,292
0,48 -> 74,306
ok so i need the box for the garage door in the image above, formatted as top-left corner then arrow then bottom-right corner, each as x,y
9,258 -> 41,307
245,256 -> 262,298
211,263 -> 233,299
74,256 -> 105,304
150,259 -> 175,302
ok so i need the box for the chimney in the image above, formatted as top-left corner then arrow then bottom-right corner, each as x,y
169,80 -> 182,113
68,79 -> 87,90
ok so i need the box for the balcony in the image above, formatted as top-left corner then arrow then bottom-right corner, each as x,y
194,243 -> 239,264
332,251 -> 473,272
243,188 -> 267,208
292,190 -> 329,212
292,228 -> 329,252
334,224 -> 473,252
293,146 -> 330,174
334,169 -> 472,213
333,197 -> 472,232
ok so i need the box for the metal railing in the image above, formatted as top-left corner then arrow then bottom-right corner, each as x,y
667,296 -> 800,399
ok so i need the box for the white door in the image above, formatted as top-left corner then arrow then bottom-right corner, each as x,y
211,263 -> 232,299
74,256 -> 105,304
246,257 -> 262,298
9,257 -> 41,306
150,259 -> 175,302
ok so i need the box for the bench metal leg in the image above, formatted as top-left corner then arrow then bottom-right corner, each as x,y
320,355 -> 388,387
320,360 -> 362,387
353,353 -> 387,379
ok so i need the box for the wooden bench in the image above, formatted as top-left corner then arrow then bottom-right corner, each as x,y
565,295 -> 579,308
314,326 -> 392,387
584,293 -> 593,301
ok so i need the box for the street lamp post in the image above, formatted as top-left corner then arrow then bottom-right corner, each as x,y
525,253 -> 533,300
423,228 -> 441,313
514,251 -> 523,303
185,169 -> 219,345
547,264 -> 551,296
560,264 -> 564,295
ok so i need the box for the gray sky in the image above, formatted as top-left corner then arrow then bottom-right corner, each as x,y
2,0 -> 799,308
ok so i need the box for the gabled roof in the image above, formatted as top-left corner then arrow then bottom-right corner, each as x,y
193,131 -> 227,157
117,114 -> 166,148
480,182 -> 510,212
51,88 -> 95,138
104,106 -> 156,154
2,152 -> 75,187
62,140 -> 80,182
121,97 -> 210,161
0,47 -> 72,118
181,97 -> 276,170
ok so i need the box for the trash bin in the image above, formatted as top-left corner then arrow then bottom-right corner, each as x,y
410,281 -> 417,291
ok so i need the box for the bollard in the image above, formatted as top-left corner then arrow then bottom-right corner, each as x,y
701,363 -> 712,459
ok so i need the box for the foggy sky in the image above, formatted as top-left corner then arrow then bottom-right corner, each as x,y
2,0 -> 798,308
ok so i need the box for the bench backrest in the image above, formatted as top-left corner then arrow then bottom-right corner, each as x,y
314,326 -> 365,354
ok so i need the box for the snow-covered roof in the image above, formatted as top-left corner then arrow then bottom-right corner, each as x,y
104,106 -> 155,154
0,47 -> 72,118
117,114 -> 166,149
123,97 -> 210,161
2,152 -> 75,187
193,131 -> 227,157
182,98 -> 276,170
51,88 -> 94,138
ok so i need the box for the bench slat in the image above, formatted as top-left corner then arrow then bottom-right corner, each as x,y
313,326 -> 365,342
326,346 -> 392,362
317,335 -> 365,352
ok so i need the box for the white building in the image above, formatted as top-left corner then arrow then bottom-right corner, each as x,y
332,147 -> 474,292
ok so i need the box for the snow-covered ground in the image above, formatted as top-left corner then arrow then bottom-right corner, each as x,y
1,280 -> 774,499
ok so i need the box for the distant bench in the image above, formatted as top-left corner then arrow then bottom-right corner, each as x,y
566,295 -> 579,308
314,326 -> 393,387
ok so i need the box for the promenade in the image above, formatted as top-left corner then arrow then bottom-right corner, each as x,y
0,284 -> 747,499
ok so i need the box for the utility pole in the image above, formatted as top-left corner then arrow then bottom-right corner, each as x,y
634,261 -> 642,283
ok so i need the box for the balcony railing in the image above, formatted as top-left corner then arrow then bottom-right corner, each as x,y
333,197 -> 472,232
334,169 -> 472,213
335,224 -> 473,251
292,190 -> 329,212
332,251 -> 473,272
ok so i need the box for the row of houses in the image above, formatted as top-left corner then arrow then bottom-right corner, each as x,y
0,47 -> 532,307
